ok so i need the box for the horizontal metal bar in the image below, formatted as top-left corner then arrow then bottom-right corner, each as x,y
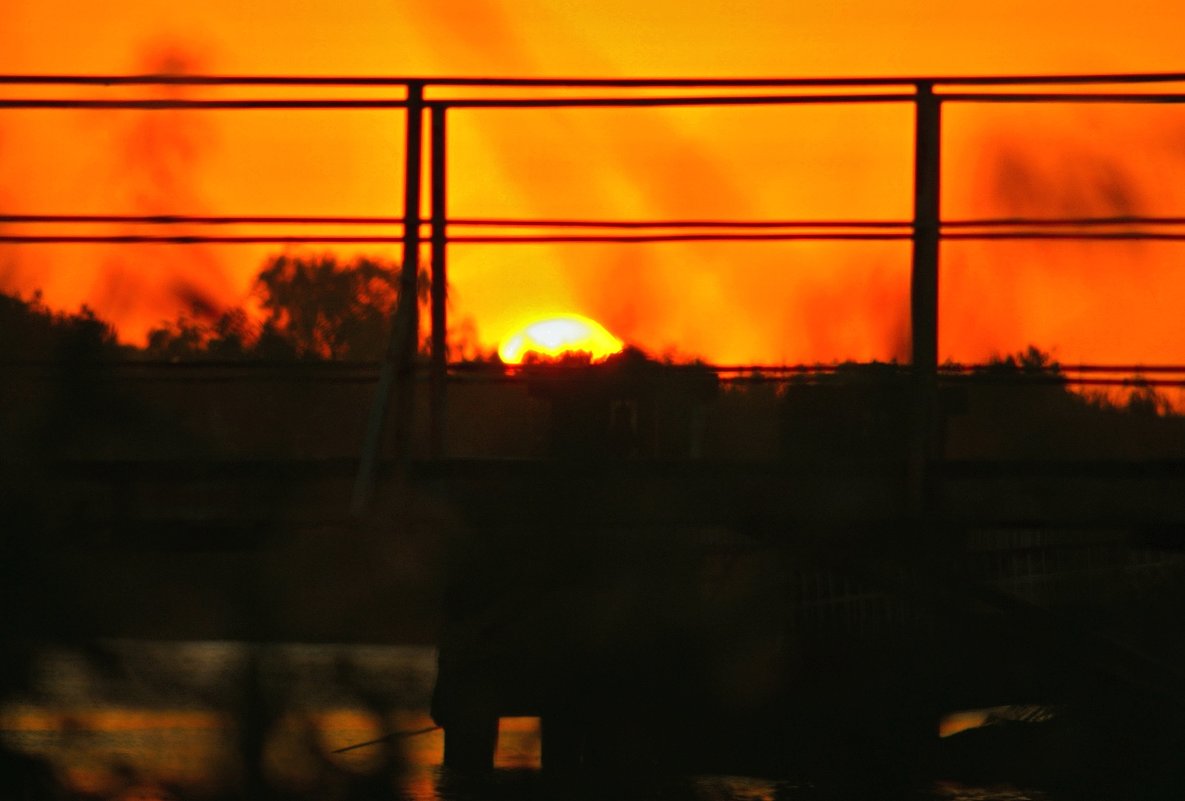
445,371 -> 1185,388
447,363 -> 1185,388
941,92 -> 1185,104
945,216 -> 1185,228
0,75 -> 423,87
0,214 -> 409,226
1037,365 -> 1185,374
491,377 -> 1185,389
0,232 -> 914,244
944,376 -> 1185,388
7,360 -> 1179,372
11,230 -> 1185,244
441,93 -> 914,109
5,91 -> 1183,113
0,234 -> 411,244
0,216 -> 408,230
7,359 -> 1185,386
19,456 -> 1185,481
0,98 -> 409,110
944,232 -> 1185,241
489,362 -> 1185,375
448,218 -> 911,229
0,92 -> 912,115
0,360 -> 391,370
8,214 -> 1185,231
3,72 -> 1185,88
452,363 -> 847,375
0,214 -> 913,229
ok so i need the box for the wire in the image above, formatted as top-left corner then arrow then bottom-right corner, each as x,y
7,91 -> 1185,111
332,726 -> 440,754
3,72 -> 1185,87
0,99 -> 410,110
0,214 -> 915,229
9,231 -> 1185,244
7,214 -> 1185,229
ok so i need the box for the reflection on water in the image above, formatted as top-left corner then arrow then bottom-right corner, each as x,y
0,641 -> 1043,801
1,641 -> 438,799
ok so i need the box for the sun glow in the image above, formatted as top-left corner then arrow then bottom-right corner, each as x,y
497,314 -> 625,364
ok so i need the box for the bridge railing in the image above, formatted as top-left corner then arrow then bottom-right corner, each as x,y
3,73 -> 1185,513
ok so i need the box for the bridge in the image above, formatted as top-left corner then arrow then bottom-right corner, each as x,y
5,72 -> 1185,780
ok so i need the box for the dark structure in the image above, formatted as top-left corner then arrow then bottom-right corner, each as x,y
423,360 -> 1185,782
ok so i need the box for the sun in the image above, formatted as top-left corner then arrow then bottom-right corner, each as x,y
498,314 -> 625,364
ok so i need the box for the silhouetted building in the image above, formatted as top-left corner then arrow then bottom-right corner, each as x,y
527,348 -> 718,459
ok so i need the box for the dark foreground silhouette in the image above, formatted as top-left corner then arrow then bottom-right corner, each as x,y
4,259 -> 1185,798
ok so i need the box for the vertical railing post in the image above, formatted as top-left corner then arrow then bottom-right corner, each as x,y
909,81 -> 942,515
352,80 -> 425,517
429,104 -> 448,459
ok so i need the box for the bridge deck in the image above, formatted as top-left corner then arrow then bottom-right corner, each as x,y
14,457 -> 1185,537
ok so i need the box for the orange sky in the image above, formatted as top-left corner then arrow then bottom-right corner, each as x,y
2,0 -> 1185,364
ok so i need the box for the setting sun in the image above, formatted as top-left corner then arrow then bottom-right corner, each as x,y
497,314 -> 625,364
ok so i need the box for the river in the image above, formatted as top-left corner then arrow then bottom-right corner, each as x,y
0,640 -> 1048,801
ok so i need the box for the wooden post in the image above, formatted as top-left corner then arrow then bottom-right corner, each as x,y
351,81 -> 425,517
429,104 -> 448,459
909,82 -> 941,515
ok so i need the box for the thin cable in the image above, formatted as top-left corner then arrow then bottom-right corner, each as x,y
332,726 -> 440,754
12,230 -> 1185,244
14,90 -> 1185,113
0,98 -> 409,110
942,91 -> 1185,104
7,214 -> 1185,229
0,232 -> 914,244
0,214 -> 913,229
3,72 -> 1185,87
441,92 -> 913,109
944,216 -> 1185,228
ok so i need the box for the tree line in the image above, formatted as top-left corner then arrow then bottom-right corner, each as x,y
0,252 -> 1175,421
1,254 -> 441,362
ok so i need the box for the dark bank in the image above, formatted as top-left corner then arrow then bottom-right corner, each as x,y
6,338 -> 1185,798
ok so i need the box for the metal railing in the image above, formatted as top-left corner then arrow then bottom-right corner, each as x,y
4,72 -> 1185,511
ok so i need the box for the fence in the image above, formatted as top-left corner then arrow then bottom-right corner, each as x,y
4,72 -> 1185,509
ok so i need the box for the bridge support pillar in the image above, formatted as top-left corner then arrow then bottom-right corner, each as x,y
442,717 -> 499,773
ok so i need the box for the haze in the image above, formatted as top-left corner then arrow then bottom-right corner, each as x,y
2,0 -> 1184,365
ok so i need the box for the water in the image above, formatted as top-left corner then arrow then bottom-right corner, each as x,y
0,641 -> 1047,801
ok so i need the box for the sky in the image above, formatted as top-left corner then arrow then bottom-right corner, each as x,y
2,0 -> 1185,365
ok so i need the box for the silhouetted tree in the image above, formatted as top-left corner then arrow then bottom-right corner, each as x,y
144,254 -> 430,361
0,290 -> 125,361
1124,381 -> 1171,417
145,315 -> 206,360
146,305 -> 255,360
254,254 -> 405,359
978,345 -> 1064,381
